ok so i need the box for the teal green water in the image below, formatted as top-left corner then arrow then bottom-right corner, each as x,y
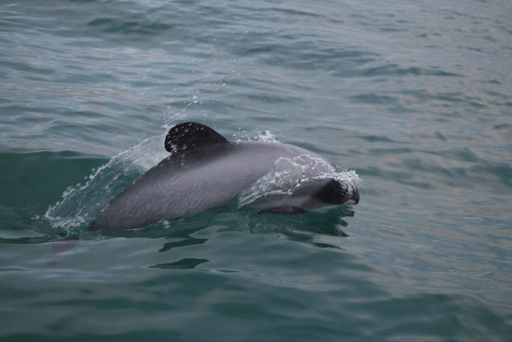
1,0 -> 512,341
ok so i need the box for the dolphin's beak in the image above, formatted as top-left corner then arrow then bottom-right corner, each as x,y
352,188 -> 360,204
344,188 -> 359,205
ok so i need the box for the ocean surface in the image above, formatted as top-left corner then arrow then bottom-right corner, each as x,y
1,0 -> 512,340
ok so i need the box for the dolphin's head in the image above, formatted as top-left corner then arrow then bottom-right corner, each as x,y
315,179 -> 359,206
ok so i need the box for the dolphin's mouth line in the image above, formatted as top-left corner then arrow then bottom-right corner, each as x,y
343,199 -> 358,206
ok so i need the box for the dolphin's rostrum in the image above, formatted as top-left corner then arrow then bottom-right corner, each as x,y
89,122 -> 359,230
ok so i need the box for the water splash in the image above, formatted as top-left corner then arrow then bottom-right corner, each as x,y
238,154 -> 361,208
44,134 -> 168,232
256,130 -> 279,143
234,129 -> 280,143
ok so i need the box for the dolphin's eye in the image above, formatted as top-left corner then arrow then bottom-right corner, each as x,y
315,179 -> 348,204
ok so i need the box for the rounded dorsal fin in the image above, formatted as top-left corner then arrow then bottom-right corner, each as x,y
165,122 -> 229,154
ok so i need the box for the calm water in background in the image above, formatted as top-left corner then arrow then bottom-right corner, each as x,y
1,0 -> 512,341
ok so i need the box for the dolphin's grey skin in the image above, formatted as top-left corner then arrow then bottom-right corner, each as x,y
89,122 -> 359,230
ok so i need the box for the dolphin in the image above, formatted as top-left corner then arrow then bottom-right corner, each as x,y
88,122 -> 359,230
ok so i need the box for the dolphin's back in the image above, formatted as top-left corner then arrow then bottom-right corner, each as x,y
89,141 -> 318,230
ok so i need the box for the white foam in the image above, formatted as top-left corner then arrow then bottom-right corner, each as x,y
44,134 -> 168,231
238,154 -> 360,208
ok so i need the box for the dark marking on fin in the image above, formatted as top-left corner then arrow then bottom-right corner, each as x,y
165,122 -> 229,154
